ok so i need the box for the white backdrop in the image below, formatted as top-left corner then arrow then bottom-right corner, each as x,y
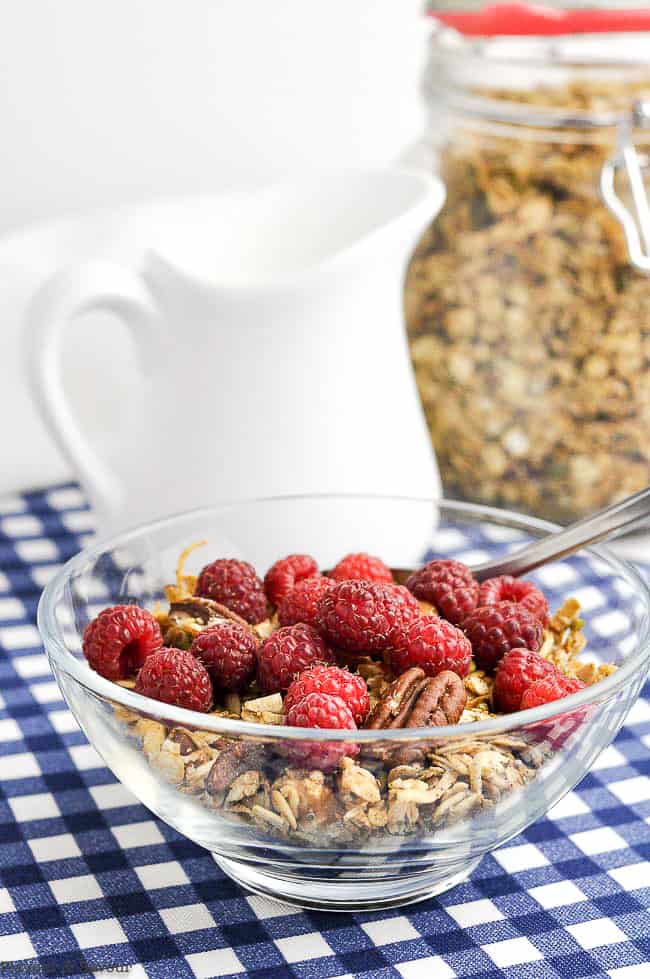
0,0 -> 427,232
0,0 -> 429,493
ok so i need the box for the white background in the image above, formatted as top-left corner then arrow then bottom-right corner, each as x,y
0,0 -> 429,492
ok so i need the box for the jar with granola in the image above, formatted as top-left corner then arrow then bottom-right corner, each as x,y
405,11 -> 650,522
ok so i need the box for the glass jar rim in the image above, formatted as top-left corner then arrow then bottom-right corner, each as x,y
427,25 -> 650,132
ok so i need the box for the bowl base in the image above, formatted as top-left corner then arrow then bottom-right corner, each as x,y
213,854 -> 482,911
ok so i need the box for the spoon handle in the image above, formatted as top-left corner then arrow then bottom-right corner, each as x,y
472,485 -> 650,582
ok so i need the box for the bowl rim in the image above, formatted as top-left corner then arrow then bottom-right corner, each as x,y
38,493 -> 650,741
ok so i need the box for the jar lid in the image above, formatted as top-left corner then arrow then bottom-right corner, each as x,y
433,3 -> 650,36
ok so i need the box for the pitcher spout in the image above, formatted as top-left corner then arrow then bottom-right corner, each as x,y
139,169 -> 445,292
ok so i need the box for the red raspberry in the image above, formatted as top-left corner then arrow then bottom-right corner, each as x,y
196,559 -> 267,624
135,647 -> 213,712
257,623 -> 335,693
520,673 -> 585,710
478,575 -> 548,624
190,622 -> 257,692
278,575 -> 334,628
463,602 -> 544,672
386,583 -> 423,629
285,692 -> 358,771
83,605 -> 163,680
406,559 -> 478,626
493,648 -> 559,713
264,554 -> 318,607
316,580 -> 420,653
330,553 -> 393,584
284,664 -> 370,725
390,615 -> 472,679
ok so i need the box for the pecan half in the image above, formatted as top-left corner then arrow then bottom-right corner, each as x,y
206,741 -> 264,795
366,668 -> 466,729
365,668 -> 466,765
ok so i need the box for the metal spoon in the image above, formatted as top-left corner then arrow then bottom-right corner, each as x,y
396,485 -> 650,583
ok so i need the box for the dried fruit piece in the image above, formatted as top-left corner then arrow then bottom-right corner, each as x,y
330,553 -> 393,584
277,575 -> 333,628
493,648 -> 559,713
190,621 -> 258,692
463,602 -> 544,672
285,691 -> 358,771
390,615 -> 472,679
285,664 -> 370,725
196,559 -> 267,624
478,576 -> 548,624
316,580 -> 420,653
406,559 -> 478,626
257,623 -> 335,693
135,647 -> 213,712
83,605 -> 163,680
264,554 -> 318,606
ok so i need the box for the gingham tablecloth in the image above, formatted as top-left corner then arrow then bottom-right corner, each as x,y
0,484 -> 649,979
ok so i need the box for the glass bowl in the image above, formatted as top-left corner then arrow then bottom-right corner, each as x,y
37,496 -> 650,911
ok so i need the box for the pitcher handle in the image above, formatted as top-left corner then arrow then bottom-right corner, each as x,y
24,262 -> 161,515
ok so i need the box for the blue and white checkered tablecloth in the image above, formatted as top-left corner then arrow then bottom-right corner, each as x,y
0,483 -> 648,979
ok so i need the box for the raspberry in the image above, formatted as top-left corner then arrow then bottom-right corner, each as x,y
386,583 -> 423,629
316,580 -> 420,653
390,615 -> 472,679
463,602 -> 544,672
406,559 -> 478,626
196,559 -> 267,624
264,554 -> 318,607
478,575 -> 548,623
330,553 -> 393,584
83,605 -> 163,680
190,622 -> 257,692
257,623 -> 335,693
135,647 -> 213,712
493,648 -> 559,713
284,664 -> 370,724
520,673 -> 585,710
285,692 -> 358,771
277,575 -> 334,628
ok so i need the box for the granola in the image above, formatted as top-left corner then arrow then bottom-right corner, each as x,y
113,588 -> 610,845
405,77 -> 650,522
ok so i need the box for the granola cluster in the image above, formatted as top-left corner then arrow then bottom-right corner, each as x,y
113,596 -> 612,843
405,78 -> 650,522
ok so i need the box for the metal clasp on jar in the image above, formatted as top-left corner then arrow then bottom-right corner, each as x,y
601,100 -> 650,274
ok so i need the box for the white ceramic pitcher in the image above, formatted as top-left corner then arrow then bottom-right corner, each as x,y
25,170 -> 443,536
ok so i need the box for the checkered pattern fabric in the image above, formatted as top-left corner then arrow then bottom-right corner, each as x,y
0,484 -> 648,979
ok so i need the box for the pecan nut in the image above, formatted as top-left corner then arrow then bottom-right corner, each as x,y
365,668 -> 467,765
206,741 -> 264,795
366,668 -> 466,729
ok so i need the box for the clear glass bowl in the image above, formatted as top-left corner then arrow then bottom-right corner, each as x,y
38,496 -> 650,911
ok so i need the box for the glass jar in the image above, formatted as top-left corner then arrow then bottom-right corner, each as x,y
405,27 -> 650,522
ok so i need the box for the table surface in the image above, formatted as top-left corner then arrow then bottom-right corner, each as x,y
0,483 -> 648,979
